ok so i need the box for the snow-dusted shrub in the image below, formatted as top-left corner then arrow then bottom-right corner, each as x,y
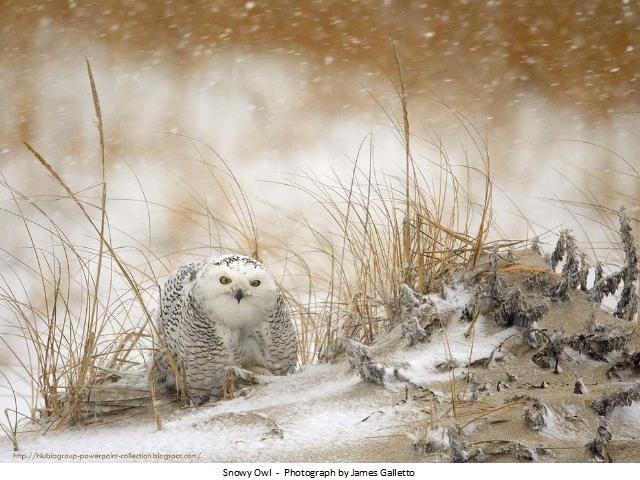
336,336 -> 386,385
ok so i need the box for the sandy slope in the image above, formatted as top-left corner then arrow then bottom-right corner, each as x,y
2,251 -> 639,463
0,361 -> 429,462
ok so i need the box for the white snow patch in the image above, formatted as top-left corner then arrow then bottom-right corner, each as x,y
564,348 -> 607,367
609,402 -> 640,431
407,426 -> 449,453
438,282 -> 472,310
394,288 -> 518,386
540,404 -> 574,440
392,284 -> 517,387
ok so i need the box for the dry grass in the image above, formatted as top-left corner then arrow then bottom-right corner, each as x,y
0,63 -> 178,443
279,61 -> 495,362
0,52 -> 569,447
8,66 -> 158,425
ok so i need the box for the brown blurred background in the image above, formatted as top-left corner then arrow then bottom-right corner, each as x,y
0,0 -> 638,245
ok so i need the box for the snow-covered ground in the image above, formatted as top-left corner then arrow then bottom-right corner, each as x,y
0,357 -> 422,462
0,284 -> 536,462
2,250 -> 640,463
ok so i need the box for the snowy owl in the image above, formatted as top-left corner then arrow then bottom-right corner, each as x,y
151,254 -> 297,404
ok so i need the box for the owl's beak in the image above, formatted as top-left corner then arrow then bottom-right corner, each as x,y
233,289 -> 245,303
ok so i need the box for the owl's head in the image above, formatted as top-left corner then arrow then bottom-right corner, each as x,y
194,254 -> 278,327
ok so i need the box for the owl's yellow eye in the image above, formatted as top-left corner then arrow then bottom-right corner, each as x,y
220,276 -> 232,285
250,280 -> 261,287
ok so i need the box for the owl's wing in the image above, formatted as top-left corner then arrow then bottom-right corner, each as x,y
151,260 -> 207,381
156,260 -> 205,330
264,293 -> 298,375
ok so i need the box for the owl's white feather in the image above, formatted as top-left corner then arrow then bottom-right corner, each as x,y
151,254 -> 297,404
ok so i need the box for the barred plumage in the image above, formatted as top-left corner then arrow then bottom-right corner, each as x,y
151,255 -> 297,404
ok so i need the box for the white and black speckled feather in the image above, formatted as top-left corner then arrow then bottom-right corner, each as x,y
151,255 -> 297,404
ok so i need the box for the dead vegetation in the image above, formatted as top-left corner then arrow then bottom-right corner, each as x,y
591,384 -> 640,417
336,336 -> 386,386
524,400 -> 549,432
606,351 -> 640,380
586,418 -> 613,463
392,209 -> 639,462
578,209 -> 638,324
530,329 -> 628,373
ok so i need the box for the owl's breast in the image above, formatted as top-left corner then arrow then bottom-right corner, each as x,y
223,326 -> 267,369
